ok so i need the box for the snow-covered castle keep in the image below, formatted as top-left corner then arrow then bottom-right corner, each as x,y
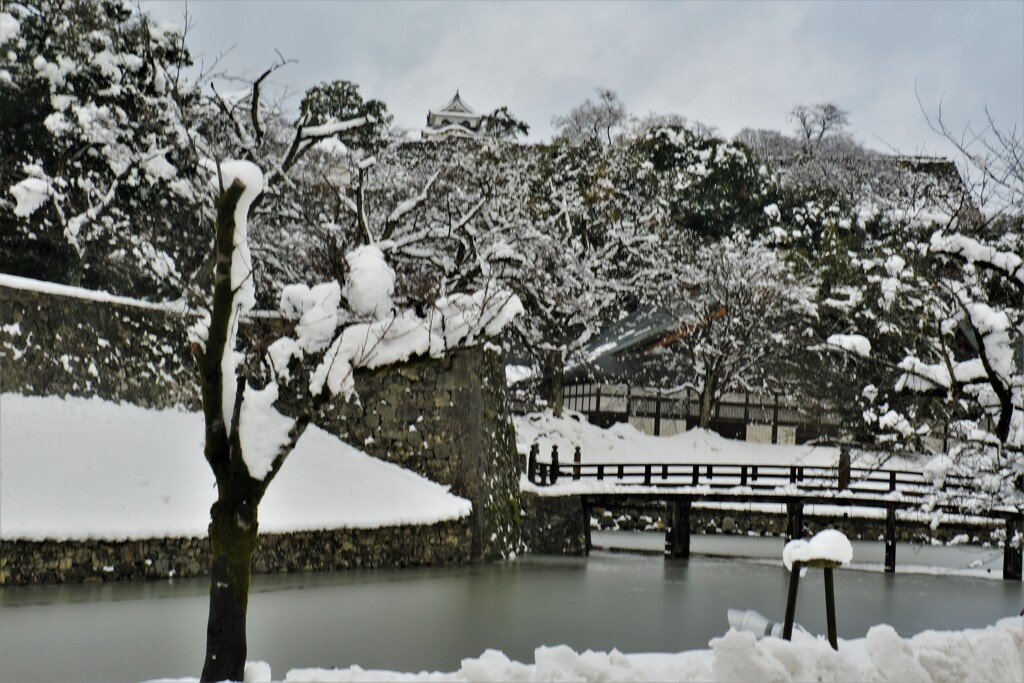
424,91 -> 483,139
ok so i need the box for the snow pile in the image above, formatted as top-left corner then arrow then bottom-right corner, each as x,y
176,617 -> 1023,683
0,394 -> 471,541
302,287 -> 523,400
9,177 -> 53,217
783,529 -> 854,570
343,245 -> 395,320
0,11 -> 20,43
266,238 -> 522,404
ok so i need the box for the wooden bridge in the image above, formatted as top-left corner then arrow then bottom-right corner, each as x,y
526,447 -> 1024,581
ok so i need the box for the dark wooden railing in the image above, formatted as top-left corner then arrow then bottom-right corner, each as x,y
527,457 -> 977,504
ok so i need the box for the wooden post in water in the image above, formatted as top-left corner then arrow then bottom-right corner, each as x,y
784,559 -> 840,650
1004,515 -> 1023,581
824,567 -> 838,649
782,561 -> 801,640
666,498 -> 691,558
884,505 -> 897,573
786,501 -> 804,542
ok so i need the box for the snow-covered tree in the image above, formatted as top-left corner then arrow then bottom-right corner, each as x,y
193,159 -> 522,681
635,235 -> 817,427
789,102 -> 850,146
480,105 -> 530,140
551,87 -> 627,147
1,0 -> 209,299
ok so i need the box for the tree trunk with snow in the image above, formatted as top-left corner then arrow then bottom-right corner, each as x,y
197,179 -> 267,683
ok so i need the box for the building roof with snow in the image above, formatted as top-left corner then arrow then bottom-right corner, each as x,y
565,305 -> 694,382
424,90 -> 483,139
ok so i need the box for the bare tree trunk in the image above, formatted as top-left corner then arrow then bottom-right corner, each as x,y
540,348 -> 564,417
201,491 -> 259,683
698,373 -> 718,430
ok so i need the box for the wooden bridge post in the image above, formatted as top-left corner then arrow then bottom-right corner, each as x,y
550,445 -> 559,485
666,498 -> 691,558
572,446 -> 581,481
1003,515 -> 1023,581
527,444 -> 538,484
785,501 -> 804,542
884,505 -> 897,573
838,447 -> 851,490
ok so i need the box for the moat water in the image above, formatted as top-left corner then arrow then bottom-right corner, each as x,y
1,540 -> 1021,682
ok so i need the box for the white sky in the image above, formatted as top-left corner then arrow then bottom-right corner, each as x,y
141,1 -> 1023,157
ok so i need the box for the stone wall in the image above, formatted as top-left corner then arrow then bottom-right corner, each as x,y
0,518 -> 472,586
520,492 -> 587,555
2,283 -> 522,579
590,502 -> 1004,544
0,282 -> 199,409
320,346 -> 522,561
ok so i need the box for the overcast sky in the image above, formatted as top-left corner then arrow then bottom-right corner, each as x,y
141,1 -> 1023,157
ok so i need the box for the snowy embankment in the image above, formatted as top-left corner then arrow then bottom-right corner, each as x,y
514,410 -> 922,468
157,618 -> 1024,683
0,394 -> 470,541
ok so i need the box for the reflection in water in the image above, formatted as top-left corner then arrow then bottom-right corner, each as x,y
1,552 -> 1021,682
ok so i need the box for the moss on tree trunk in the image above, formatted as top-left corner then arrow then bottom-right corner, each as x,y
200,493 -> 259,683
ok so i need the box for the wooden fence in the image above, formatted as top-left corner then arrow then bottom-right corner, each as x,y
564,383 -> 841,444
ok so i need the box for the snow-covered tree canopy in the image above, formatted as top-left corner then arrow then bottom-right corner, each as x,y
1,0 -> 209,299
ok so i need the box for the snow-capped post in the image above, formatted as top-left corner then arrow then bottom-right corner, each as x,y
781,529 -> 853,650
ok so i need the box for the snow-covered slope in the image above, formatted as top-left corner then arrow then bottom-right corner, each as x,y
0,394 -> 471,541
514,410 -> 921,469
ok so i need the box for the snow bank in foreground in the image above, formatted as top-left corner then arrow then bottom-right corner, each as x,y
0,394 -> 470,541
150,617 -> 1024,683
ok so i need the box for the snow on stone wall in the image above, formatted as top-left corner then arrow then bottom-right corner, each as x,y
0,279 -> 199,409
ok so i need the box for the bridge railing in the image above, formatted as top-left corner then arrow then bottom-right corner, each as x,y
526,456 -> 977,503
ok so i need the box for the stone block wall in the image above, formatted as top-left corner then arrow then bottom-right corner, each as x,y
320,346 -> 522,561
0,283 -> 199,409
3,283 -> 523,580
0,518 -> 472,586
520,493 -> 587,555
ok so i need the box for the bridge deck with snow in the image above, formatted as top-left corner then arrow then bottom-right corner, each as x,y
525,452 -> 1023,581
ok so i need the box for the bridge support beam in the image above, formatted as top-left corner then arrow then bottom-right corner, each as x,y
785,501 -> 804,542
1004,515 -> 1023,581
666,498 -> 691,558
884,506 -> 897,573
